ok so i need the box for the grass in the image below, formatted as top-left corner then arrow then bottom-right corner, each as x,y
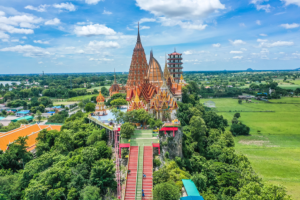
53,101 -> 78,105
67,94 -> 97,101
201,97 -> 300,199
87,86 -> 110,92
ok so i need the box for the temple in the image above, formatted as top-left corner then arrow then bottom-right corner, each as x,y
109,69 -> 126,97
116,25 -> 186,120
94,90 -> 107,116
126,23 -> 149,87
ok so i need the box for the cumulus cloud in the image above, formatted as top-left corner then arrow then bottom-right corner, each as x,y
34,40 -> 50,44
136,0 -> 225,19
0,45 -> 50,57
74,24 -> 116,36
25,4 -> 49,12
256,20 -> 261,25
250,0 -> 271,12
230,51 -> 243,54
65,46 -> 75,50
183,51 -> 193,55
126,27 -> 134,31
38,61 -> 43,64
89,58 -> 113,61
233,56 -> 243,59
88,41 -> 120,49
140,18 -> 156,24
45,18 -> 61,25
0,11 -> 5,16
241,48 -> 247,51
281,0 -> 300,6
0,24 -> 33,34
11,39 -> 19,42
159,17 -> 207,30
280,23 -> 300,29
258,40 -> 294,47
257,39 -> 268,42
0,31 -> 10,40
103,10 -> 112,15
260,33 -> 267,36
85,0 -> 104,5
239,23 -> 246,27
53,3 -> 76,11
212,43 -> 221,47
229,39 -> 246,45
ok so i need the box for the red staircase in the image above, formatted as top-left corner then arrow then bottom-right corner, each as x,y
124,146 -> 139,200
142,146 -> 153,199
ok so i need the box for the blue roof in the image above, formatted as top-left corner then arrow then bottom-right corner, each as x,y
16,110 -> 30,114
47,111 -> 56,114
181,197 -> 204,200
182,179 -> 200,197
0,117 -> 5,120
53,106 -> 61,109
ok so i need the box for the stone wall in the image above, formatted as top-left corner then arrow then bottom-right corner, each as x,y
159,128 -> 183,160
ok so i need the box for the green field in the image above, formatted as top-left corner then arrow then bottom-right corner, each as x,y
87,86 -> 110,92
53,101 -> 79,105
67,94 -> 97,101
202,97 -> 300,199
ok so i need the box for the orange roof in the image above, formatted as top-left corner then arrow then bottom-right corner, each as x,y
0,124 -> 61,152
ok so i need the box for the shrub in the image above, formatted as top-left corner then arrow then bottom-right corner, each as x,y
153,158 -> 161,168
230,123 -> 250,136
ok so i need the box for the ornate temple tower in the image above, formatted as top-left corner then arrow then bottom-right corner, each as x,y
95,90 -> 107,116
168,50 -> 183,83
148,50 -> 164,88
126,23 -> 149,87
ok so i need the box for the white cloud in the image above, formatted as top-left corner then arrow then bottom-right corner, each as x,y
239,23 -> 246,27
183,51 -> 193,55
140,18 -> 156,24
281,0 -> 300,6
0,11 -> 5,16
74,24 -> 116,36
38,61 -> 43,64
229,39 -> 246,45
251,0 -> 271,12
260,48 -> 269,53
88,41 -> 120,49
233,56 -> 243,59
136,0 -> 225,19
260,33 -> 267,36
53,3 -> 76,11
259,40 -> 294,47
11,39 -> 19,42
85,0 -> 104,5
159,17 -> 207,30
103,10 -> 112,15
292,52 -> 300,56
230,51 -> 243,54
76,50 -> 85,54
34,40 -> 50,44
25,4 -> 49,12
257,39 -> 268,42
126,27 -> 133,31
140,26 -> 150,30
241,48 -> 247,51
45,18 -> 61,25
0,31 -> 10,40
212,43 -> 221,47
280,23 -> 300,29
0,45 -> 50,57
279,52 -> 285,54
256,20 -> 261,25
77,22 -> 87,25
22,36 -> 27,39
0,24 -> 33,34
89,58 -> 113,61
65,46 -> 75,50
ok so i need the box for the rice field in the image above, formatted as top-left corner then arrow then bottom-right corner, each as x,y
201,97 -> 300,199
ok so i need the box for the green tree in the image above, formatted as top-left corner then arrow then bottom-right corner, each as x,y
90,159 -> 116,193
234,113 -> 241,118
238,99 -> 242,104
110,98 -> 127,107
153,182 -> 180,200
78,102 -> 84,111
80,186 -> 100,200
101,87 -> 109,96
230,123 -> 250,136
84,102 -> 95,112
36,110 -> 42,123
120,122 -> 135,139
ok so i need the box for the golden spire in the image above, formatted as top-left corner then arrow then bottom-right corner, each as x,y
134,89 -> 140,103
114,68 -> 116,84
179,74 -> 184,85
96,90 -> 105,102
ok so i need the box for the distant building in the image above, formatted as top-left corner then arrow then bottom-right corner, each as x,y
168,50 -> 183,83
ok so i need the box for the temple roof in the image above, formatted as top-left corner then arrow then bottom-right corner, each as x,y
134,22 -> 143,51
147,50 -> 164,88
96,90 -> 105,102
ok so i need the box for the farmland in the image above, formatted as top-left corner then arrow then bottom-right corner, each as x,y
201,97 -> 300,199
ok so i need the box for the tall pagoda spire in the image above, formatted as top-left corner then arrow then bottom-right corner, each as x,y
113,68 -> 116,84
126,22 -> 149,87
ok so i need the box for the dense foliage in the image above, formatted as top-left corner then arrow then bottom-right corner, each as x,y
0,112 -> 116,199
153,83 -> 291,199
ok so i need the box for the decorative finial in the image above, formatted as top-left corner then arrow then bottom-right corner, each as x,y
137,22 -> 141,43
174,47 -> 176,52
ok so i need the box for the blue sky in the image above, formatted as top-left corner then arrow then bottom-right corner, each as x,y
0,0 -> 300,74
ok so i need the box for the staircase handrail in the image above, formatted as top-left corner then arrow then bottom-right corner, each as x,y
122,145 -> 131,200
